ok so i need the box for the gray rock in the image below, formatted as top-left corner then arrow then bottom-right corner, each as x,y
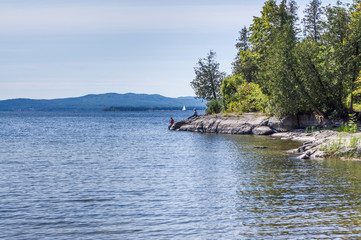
252,126 -> 275,135
297,153 -> 310,159
311,150 -> 326,159
169,113 -> 361,160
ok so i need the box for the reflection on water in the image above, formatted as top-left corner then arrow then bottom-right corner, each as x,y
0,111 -> 361,239
228,135 -> 361,238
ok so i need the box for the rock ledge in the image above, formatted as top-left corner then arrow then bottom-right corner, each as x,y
170,113 -> 359,160
171,113 -> 306,135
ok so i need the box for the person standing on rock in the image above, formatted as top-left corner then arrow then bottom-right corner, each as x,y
169,117 -> 175,129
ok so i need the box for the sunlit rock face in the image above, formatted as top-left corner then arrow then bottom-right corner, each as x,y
170,112 -> 329,135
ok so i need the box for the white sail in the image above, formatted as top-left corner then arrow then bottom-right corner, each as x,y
182,105 -> 186,111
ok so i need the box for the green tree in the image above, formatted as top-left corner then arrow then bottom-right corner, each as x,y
296,1 -> 338,115
233,26 -> 258,82
323,1 -> 351,114
302,0 -> 324,41
250,0 -> 316,115
220,0 -> 361,118
345,1 -> 361,112
191,50 -> 226,100
235,26 -> 249,51
295,39 -> 338,115
247,0 -> 279,94
249,0 -> 278,57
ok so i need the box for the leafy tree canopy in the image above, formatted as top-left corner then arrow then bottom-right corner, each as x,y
191,50 -> 226,101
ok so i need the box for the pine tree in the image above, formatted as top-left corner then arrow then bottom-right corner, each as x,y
235,26 -> 249,51
302,0 -> 324,41
345,1 -> 361,112
323,2 -> 350,114
232,26 -> 257,82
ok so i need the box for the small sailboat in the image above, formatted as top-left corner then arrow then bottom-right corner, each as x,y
182,105 -> 186,111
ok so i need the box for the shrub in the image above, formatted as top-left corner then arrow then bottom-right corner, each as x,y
338,113 -> 358,133
221,74 -> 268,113
206,99 -> 222,114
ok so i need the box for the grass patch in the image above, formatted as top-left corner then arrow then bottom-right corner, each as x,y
305,126 -> 320,133
321,133 -> 361,159
339,113 -> 358,133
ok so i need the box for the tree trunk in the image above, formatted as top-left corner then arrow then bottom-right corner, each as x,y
209,73 -> 217,100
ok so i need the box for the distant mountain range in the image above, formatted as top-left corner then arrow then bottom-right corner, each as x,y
0,93 -> 206,111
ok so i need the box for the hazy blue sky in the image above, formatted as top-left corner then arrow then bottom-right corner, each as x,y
0,0 -> 353,100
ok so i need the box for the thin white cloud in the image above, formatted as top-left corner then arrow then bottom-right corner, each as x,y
0,4 -> 257,34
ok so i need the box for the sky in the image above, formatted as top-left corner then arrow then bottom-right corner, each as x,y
0,0 -> 354,100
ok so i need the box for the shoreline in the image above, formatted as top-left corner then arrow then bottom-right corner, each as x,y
170,113 -> 360,160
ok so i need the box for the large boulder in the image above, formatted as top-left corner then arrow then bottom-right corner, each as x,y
252,126 -> 275,135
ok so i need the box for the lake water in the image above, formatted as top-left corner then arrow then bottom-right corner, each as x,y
1,111 -> 361,239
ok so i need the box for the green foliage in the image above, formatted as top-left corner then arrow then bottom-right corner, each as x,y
352,71 -> 361,111
322,2 -> 352,114
321,133 -> 361,158
343,2 -> 361,112
206,99 -> 222,114
339,113 -> 359,133
321,135 -> 344,155
227,0 -> 361,117
233,48 -> 258,83
235,26 -> 249,51
302,0 -> 323,41
350,135 -> 361,148
305,126 -> 319,133
221,75 -> 268,113
233,27 -> 258,82
352,71 -> 361,96
191,50 -> 226,101
335,113 -> 359,133
193,0 -> 361,118
249,0 -> 315,116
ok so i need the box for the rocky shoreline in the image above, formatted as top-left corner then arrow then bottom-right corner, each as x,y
273,130 -> 339,159
170,113 -> 360,160
170,113 -> 326,135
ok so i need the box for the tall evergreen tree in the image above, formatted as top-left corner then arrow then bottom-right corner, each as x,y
345,1 -> 361,112
249,0 -> 278,59
249,0 -> 317,115
266,0 -> 313,115
323,2 -> 350,114
233,26 -> 258,82
218,0 -> 361,117
296,0 -> 338,115
235,26 -> 249,51
302,0 -> 324,41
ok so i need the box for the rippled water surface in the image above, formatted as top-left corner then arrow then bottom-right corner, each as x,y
1,111 -> 361,239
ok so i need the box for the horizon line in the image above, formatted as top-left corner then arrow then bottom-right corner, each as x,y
0,92 -> 199,101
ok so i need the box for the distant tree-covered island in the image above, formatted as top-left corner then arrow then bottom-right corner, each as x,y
192,0 -> 361,121
102,106 -> 204,111
0,93 -> 206,111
